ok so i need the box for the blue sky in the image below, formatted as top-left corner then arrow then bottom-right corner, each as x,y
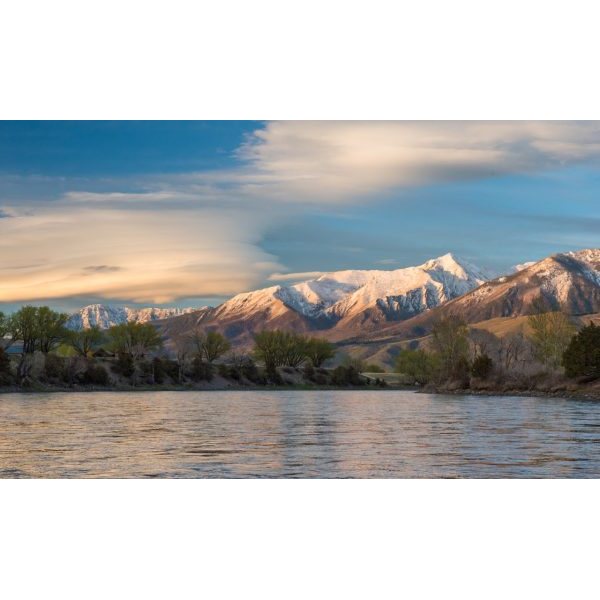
1,120 -> 600,313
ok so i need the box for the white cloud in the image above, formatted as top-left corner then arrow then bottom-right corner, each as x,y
238,120 -> 600,201
267,271 -> 324,282
3,120 -> 600,304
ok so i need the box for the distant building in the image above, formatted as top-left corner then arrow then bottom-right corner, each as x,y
1,339 -> 23,355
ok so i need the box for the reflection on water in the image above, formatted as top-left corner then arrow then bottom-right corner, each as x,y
1,390 -> 599,478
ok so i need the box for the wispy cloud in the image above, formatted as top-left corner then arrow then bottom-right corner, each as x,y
267,271 -> 325,282
238,121 -> 600,201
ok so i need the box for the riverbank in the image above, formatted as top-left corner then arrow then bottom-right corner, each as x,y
421,379 -> 600,401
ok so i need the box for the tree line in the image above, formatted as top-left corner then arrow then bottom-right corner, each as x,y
0,305 -> 344,387
395,297 -> 600,387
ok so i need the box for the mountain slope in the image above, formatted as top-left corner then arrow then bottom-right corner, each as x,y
349,249 -> 600,346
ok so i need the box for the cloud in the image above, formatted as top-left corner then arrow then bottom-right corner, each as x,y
267,271 -> 325,282
238,121 -> 600,201
3,121 -> 600,304
82,265 -> 123,273
0,204 -> 282,303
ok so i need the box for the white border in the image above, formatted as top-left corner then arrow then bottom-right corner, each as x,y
1,1 -> 599,119
2,1 -> 600,597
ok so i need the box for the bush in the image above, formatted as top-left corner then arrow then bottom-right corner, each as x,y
395,349 -> 439,385
341,355 -> 366,373
471,354 -> 493,379
303,362 -> 315,379
0,348 -> 13,384
44,353 -> 65,381
152,357 -> 165,384
113,352 -> 135,378
161,358 -> 180,383
562,322 -> 600,379
331,365 -> 364,386
364,363 -> 385,373
241,360 -> 261,383
84,362 -> 109,386
191,357 -> 214,381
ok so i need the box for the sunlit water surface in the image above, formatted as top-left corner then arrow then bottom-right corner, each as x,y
1,390 -> 599,478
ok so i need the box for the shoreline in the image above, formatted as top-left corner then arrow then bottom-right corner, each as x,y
420,386 -> 600,401
0,384 -> 414,395
2,383 -> 600,401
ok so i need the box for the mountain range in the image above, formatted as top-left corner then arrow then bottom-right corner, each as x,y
67,304 -> 197,330
67,249 -> 600,365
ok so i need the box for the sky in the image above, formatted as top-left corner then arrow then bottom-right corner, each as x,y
1,120 -> 600,314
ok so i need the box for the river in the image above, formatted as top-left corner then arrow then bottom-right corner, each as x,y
1,390 -> 599,478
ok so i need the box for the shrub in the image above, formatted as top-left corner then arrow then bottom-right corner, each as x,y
152,357 -> 165,384
84,362 -> 109,386
161,358 -> 180,383
395,349 -> 439,384
44,353 -> 65,381
341,355 -> 366,373
191,357 -> 214,381
562,322 -> 600,379
471,354 -> 493,379
241,360 -> 261,383
303,362 -> 315,379
113,352 -> 135,378
0,348 -> 11,374
0,348 -> 13,385
331,365 -> 364,386
364,363 -> 385,373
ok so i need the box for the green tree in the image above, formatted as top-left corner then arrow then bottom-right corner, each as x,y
64,326 -> 106,357
527,299 -> 575,369
304,337 -> 336,367
8,305 -> 40,354
395,348 -> 440,384
7,305 -> 68,354
253,330 -> 308,370
431,314 -> 470,378
190,330 -> 231,363
562,322 -> 600,379
107,322 -> 163,360
0,311 -> 11,349
36,306 -> 69,354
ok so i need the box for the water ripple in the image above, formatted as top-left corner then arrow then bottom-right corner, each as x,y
1,390 -> 600,478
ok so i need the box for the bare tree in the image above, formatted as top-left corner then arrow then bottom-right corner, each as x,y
173,334 -> 193,382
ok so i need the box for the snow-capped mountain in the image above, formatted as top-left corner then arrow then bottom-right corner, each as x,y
158,253 -> 490,345
67,304 -> 198,330
453,248 -> 600,320
215,252 -> 488,323
361,248 -> 600,347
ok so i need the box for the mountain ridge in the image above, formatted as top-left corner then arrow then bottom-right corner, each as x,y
155,253 -> 491,345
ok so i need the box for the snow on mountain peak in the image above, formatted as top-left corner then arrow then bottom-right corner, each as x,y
67,304 -> 199,330
216,253 -> 490,323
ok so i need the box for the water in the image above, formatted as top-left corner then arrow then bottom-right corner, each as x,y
1,390 -> 599,478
